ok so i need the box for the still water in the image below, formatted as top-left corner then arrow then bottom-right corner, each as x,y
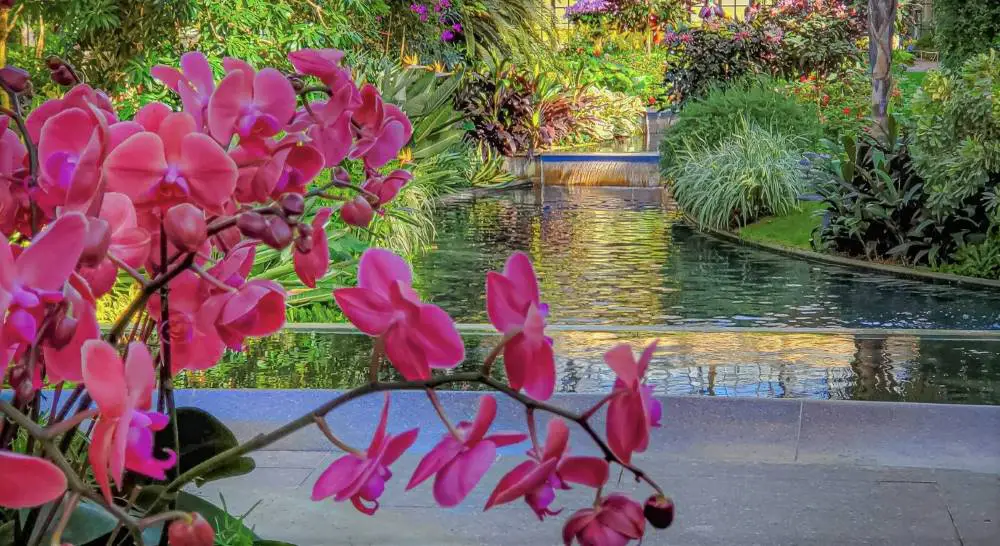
411,186 -> 1000,330
175,330 -> 1000,405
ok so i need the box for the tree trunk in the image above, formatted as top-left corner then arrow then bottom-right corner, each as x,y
868,0 -> 897,139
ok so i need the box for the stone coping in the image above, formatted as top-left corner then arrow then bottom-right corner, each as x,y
539,152 -> 659,163
698,222 -> 1000,290
175,389 -> 1000,474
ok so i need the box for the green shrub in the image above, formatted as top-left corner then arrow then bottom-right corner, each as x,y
910,50 -> 1000,222
933,0 -> 1000,68
671,121 -> 807,230
659,78 -> 821,172
937,236 -> 1000,279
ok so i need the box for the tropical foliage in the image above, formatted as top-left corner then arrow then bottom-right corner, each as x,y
933,0 -> 1000,68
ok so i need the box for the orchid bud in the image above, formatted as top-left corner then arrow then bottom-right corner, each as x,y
79,218 -> 111,268
10,366 -> 34,405
48,314 -> 78,350
236,211 -> 268,239
331,167 -> 351,187
0,65 -> 30,93
164,203 -> 207,253
643,495 -> 674,529
50,65 -> 75,86
297,223 -> 313,239
167,513 -> 215,546
261,217 -> 293,249
279,193 -> 305,217
44,56 -> 63,70
288,75 -> 305,92
340,196 -> 374,228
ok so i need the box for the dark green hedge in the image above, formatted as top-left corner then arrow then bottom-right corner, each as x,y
934,0 -> 1000,67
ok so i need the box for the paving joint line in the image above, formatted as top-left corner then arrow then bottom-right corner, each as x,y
793,400 -> 804,463
937,482 -> 967,546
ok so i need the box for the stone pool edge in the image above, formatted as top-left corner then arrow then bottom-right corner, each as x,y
697,221 -> 1000,290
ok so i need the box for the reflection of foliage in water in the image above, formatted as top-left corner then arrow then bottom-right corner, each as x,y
174,331 -> 507,390
177,331 -> 1000,405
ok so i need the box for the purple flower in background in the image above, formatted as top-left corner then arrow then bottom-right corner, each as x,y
410,3 -> 428,16
565,0 -> 610,17
441,29 -> 455,42
435,0 -> 451,12
452,23 -> 463,33
439,15 -> 447,23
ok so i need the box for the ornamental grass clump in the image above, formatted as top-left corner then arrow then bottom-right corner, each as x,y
671,120 -> 806,230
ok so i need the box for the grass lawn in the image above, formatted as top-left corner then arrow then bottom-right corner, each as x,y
739,202 -> 826,250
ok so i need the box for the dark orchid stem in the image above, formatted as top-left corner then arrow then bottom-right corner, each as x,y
526,407 -> 540,454
481,330 -> 517,376
105,252 -> 195,345
313,416 -> 363,456
426,388 -> 462,442
55,385 -> 84,422
580,391 -> 620,421
369,338 -> 384,383
48,383 -> 64,425
0,94 -> 40,236
156,222 -> 181,546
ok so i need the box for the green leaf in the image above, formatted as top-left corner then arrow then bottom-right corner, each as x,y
154,407 -> 255,486
54,500 -> 118,545
0,520 -> 13,546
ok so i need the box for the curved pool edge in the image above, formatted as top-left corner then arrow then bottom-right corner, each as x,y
173,389 -> 1000,474
697,221 -> 1000,290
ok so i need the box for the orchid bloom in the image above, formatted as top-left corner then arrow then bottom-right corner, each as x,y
105,112 -> 238,212
563,494 -> 646,546
42,277 -> 100,383
486,418 -> 609,520
149,270 -> 226,375
0,451 -> 67,508
151,51 -> 216,129
604,341 -> 660,464
334,248 -> 464,380
0,212 -> 87,375
289,86 -> 358,168
288,48 -> 357,94
407,395 -> 526,507
25,84 -> 117,144
294,208 -> 331,288
362,169 -> 412,210
350,84 -> 413,169
82,340 -> 177,503
78,192 -> 151,298
0,116 -> 27,235
36,107 -> 105,212
200,278 -> 286,351
231,140 -> 324,203
208,62 -> 296,152
486,252 -> 555,400
312,394 -> 418,514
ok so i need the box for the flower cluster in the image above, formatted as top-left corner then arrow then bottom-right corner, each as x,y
409,1 -> 464,42
0,46 -> 410,517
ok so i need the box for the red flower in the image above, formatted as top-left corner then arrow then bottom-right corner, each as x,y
842,107 -> 852,115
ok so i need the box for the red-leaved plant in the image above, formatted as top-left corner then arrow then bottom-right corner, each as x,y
0,45 -> 671,546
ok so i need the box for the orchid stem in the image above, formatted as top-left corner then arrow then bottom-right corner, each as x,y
43,408 -> 98,439
191,264 -> 238,293
481,330 -> 518,376
526,407 -> 540,454
369,338 -> 384,383
48,492 -> 79,546
106,253 -> 149,287
313,416 -> 363,456
581,391 -> 620,421
426,388 -> 463,442
137,510 -> 191,530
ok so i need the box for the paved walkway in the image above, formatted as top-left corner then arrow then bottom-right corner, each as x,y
176,391 -> 1000,545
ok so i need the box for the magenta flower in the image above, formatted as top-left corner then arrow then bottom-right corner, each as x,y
287,49 -> 358,99
42,279 -> 100,383
151,52 -> 216,129
407,395 -> 526,507
441,30 -> 455,42
562,494 -> 646,546
37,107 -> 104,212
0,212 -> 87,376
486,252 -> 555,400
104,112 -> 238,213
311,394 -> 418,514
362,169 -> 412,209
24,84 -> 116,144
232,140 -> 324,203
77,192 -> 151,298
207,62 -> 296,151
340,196 -> 374,228
604,341 -> 659,464
485,418 -> 609,520
148,270 -> 226,374
349,85 -> 413,169
0,451 -> 67,508
289,86 -> 358,168
294,208 -> 332,288
200,279 -> 286,351
83,340 -> 177,503
334,248 -> 464,380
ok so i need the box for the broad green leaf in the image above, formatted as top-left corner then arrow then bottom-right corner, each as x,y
153,408 -> 255,487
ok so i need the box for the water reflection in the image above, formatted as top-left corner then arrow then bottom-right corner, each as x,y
174,331 -> 1000,405
413,186 -> 1000,330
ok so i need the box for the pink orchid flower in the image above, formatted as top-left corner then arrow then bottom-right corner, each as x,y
77,192 -> 151,298
604,341 -> 659,464
362,169 -> 412,209
407,395 -> 527,507
312,393 -> 418,514
0,117 -> 26,235
36,107 -> 106,213
148,270 -> 226,374
199,278 -> 286,351
294,208 -> 331,288
563,494 -> 646,546
207,63 -> 296,152
82,340 -> 177,503
486,418 -> 609,520
25,84 -> 117,144
288,48 -> 357,94
151,52 -> 216,129
349,84 -> 413,169
42,277 -> 100,383
486,252 -> 555,400
0,451 -> 67,508
231,140 -> 324,203
0,212 -> 87,376
334,248 -> 464,380
104,111 -> 237,212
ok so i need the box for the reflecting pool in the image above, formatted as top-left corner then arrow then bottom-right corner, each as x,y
175,330 -> 1000,405
412,186 -> 1000,330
